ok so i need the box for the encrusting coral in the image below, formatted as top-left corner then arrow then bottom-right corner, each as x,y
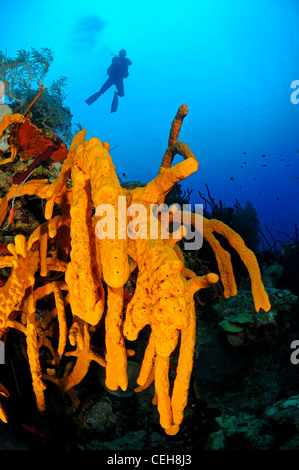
0,105 -> 271,435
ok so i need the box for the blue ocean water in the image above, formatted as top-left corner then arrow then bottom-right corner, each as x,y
3,0 -> 299,247
1,0 -> 299,453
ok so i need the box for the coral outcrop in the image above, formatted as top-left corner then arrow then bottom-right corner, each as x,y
0,105 -> 270,435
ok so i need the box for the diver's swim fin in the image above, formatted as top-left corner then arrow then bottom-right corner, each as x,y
111,92 -> 118,113
85,91 -> 102,106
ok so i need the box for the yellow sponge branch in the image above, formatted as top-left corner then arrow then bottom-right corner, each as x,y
0,105 -> 270,435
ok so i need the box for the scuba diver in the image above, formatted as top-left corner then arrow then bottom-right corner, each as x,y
85,49 -> 132,113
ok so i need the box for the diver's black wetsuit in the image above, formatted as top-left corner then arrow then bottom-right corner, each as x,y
85,52 -> 132,111
100,55 -> 132,96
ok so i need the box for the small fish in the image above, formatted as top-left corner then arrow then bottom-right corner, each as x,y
122,172 -> 128,179
240,166 -> 244,168
296,149 -> 299,153
262,164 -> 267,167
243,161 -> 247,164
253,177 -> 256,180
261,154 -> 266,157
229,176 -> 234,181
242,152 -> 246,155
285,164 -> 291,167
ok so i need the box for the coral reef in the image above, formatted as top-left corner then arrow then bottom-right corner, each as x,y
0,105 -> 270,435
198,185 -> 261,253
0,48 -> 77,145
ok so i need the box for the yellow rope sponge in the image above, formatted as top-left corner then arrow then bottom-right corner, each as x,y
70,137 -> 130,289
0,113 -> 25,166
65,163 -> 105,325
0,106 -> 270,436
